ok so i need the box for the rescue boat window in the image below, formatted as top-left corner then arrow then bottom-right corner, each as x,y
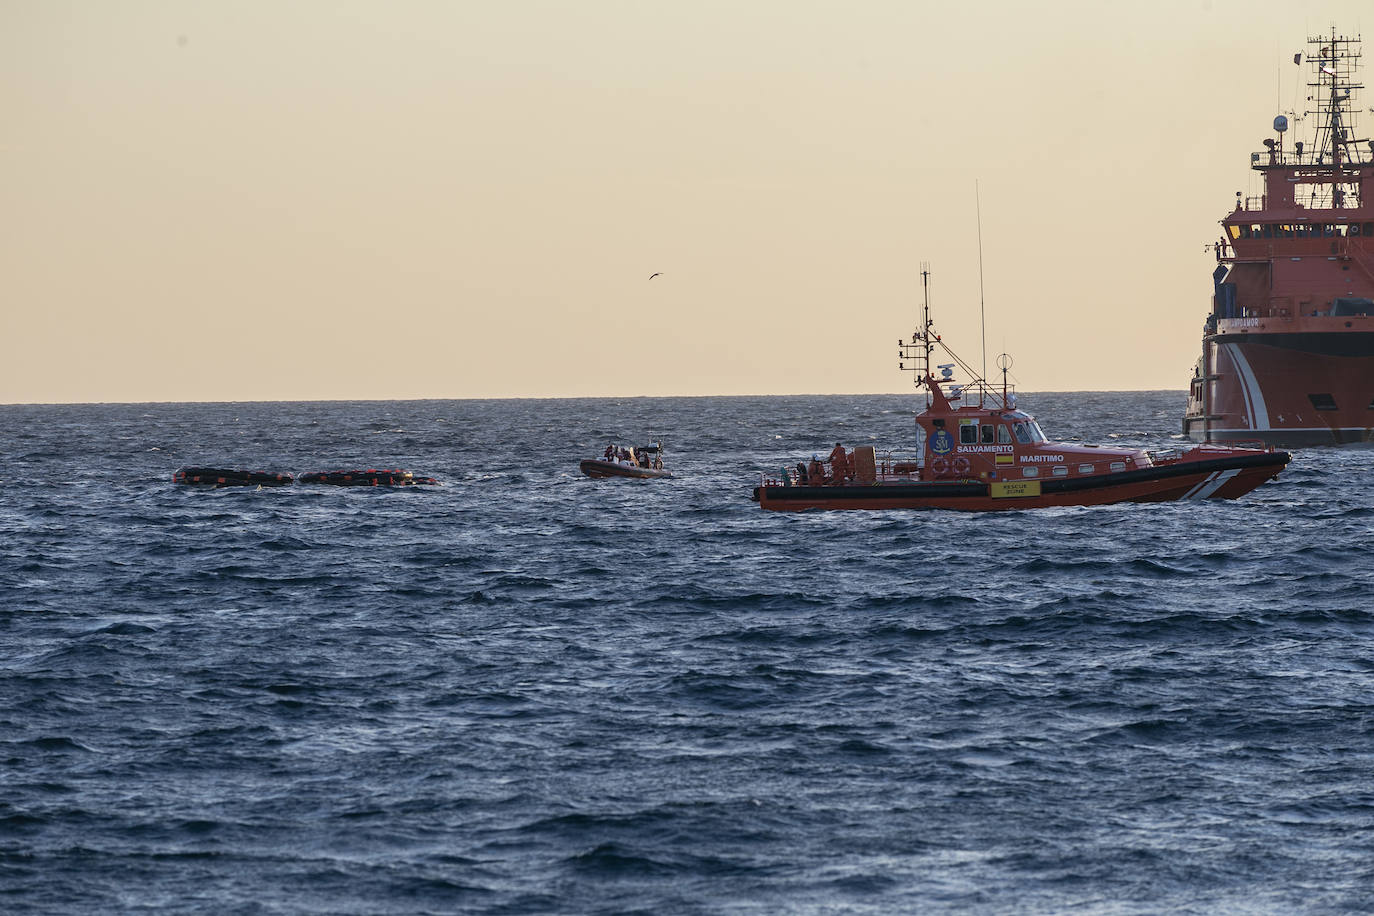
1261,224 -> 1273,238
980,425 -> 995,444
1027,421 -> 1047,443
959,424 -> 978,445
997,425 -> 1012,444
1363,222 -> 1374,236
1228,225 -> 1241,240
1078,463 -> 1094,474
1012,423 -> 1032,444
1308,393 -> 1338,411
1052,466 -> 1068,477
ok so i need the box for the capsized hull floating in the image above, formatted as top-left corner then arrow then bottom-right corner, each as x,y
578,459 -> 672,480
1182,29 -> 1374,447
753,266 -> 1290,512
297,469 -> 438,486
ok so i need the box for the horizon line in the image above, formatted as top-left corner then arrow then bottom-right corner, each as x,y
0,388 -> 1189,408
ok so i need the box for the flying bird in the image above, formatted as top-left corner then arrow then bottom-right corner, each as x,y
649,272 -> 661,280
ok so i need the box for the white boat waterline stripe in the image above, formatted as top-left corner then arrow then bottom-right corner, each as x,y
1206,426 -> 1367,434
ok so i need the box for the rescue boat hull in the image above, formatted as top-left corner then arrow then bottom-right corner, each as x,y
579,459 -> 672,480
753,451 -> 1288,511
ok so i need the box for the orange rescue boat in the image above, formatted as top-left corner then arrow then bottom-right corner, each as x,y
753,269 -> 1289,511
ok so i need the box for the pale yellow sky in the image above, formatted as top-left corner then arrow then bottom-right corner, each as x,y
2,0 -> 1367,403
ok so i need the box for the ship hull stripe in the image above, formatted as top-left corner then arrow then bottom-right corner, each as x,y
1182,471 -> 1220,500
1184,468 -> 1240,499
1227,346 -> 1271,431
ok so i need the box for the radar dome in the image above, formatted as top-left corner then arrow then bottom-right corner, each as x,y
1274,114 -> 1289,132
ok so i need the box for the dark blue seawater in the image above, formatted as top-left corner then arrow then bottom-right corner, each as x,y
2,392 -> 1372,914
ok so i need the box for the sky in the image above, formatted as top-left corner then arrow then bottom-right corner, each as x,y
2,0 -> 1369,403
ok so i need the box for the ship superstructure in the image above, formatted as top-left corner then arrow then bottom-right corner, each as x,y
1183,29 -> 1374,445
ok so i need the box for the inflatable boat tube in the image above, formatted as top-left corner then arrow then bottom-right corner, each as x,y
298,469 -> 429,487
173,467 -> 293,487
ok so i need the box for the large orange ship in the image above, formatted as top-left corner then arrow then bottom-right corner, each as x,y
1183,30 -> 1374,446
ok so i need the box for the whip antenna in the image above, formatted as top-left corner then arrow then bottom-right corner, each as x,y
976,180 -> 987,393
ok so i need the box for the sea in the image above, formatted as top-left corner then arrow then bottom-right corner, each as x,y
2,391 -> 1372,915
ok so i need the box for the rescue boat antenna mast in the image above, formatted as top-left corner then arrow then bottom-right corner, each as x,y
896,262 -> 936,407
921,262 -> 933,382
997,352 -> 1013,409
976,181 -> 987,401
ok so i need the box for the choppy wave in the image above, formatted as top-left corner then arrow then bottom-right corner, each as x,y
2,393 -> 1372,914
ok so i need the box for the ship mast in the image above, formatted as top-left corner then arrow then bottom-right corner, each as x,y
897,262 -> 935,408
1303,28 -> 1367,208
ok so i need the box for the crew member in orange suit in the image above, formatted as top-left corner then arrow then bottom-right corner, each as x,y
828,442 -> 849,482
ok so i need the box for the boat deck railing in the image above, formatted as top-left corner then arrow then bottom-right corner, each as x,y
764,451 -> 925,487
1147,440 -> 1271,466
936,380 -> 1019,411
876,452 -> 925,478
1146,447 -> 1184,465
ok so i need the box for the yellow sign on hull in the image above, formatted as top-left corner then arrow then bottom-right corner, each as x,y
990,480 -> 1042,498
